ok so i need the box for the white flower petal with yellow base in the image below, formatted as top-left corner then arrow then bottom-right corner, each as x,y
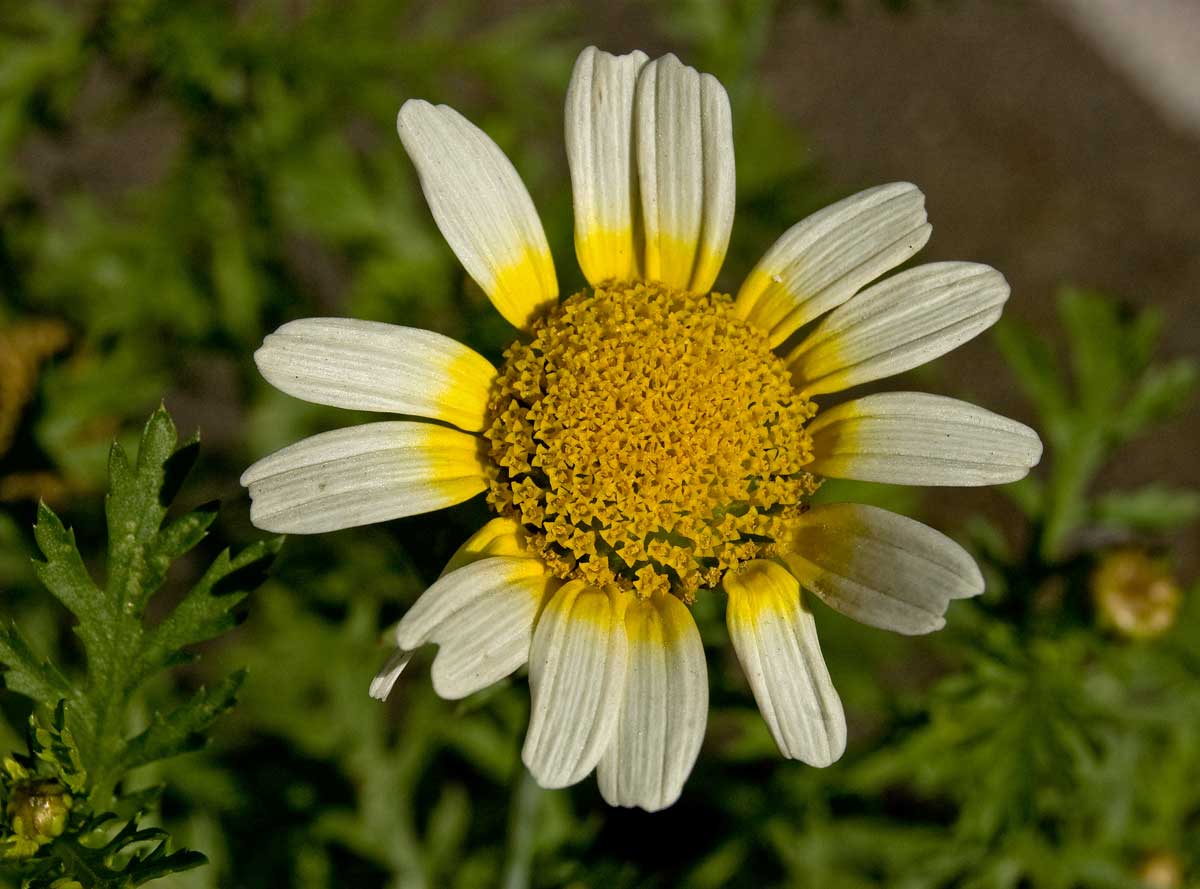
725,560 -> 845,766
566,46 -> 648,285
634,53 -> 734,293
523,582 -> 628,789
254,318 -> 497,432
439,516 -> 532,577
240,422 -> 486,534
393,556 -> 555,700
398,99 -> 558,330
808,392 -> 1043,486
370,525 -> 543,703
780,503 -> 984,635
735,182 -> 931,347
597,594 -> 708,812
788,261 -> 1010,397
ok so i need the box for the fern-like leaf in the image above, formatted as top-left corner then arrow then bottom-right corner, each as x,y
0,406 -> 280,886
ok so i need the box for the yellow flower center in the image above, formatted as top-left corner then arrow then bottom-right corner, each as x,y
484,281 -> 819,601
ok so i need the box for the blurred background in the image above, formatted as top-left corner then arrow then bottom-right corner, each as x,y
1,1 -> 1197,887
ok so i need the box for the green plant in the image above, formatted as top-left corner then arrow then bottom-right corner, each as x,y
1,408 -> 278,887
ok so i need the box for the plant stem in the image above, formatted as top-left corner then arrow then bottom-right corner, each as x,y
501,767 -> 544,889
1040,427 -> 1106,562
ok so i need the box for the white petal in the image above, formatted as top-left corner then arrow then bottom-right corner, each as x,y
254,318 -> 496,432
735,183 -> 931,347
396,555 -> 546,648
369,649 -> 414,701
781,503 -> 984,635
597,595 -> 708,812
439,516 -> 531,577
788,262 -> 1010,396
566,46 -> 648,285
724,560 -> 845,766
393,556 -> 551,700
398,100 -> 557,330
634,54 -> 735,292
807,392 -> 1043,486
391,557 -> 552,700
522,582 -> 627,789
428,595 -> 541,700
240,422 -> 485,533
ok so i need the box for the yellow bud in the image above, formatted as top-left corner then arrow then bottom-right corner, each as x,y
1091,549 -> 1182,640
1137,850 -> 1184,889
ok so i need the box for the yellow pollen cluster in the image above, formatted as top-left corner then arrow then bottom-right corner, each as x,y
484,281 -> 820,601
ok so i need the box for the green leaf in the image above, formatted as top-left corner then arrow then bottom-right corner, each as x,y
31,702 -> 87,794
1126,303 -> 1164,370
135,537 -> 281,685
104,407 -> 198,614
149,501 -> 220,565
424,783 -> 471,878
35,817 -> 207,889
1115,358 -> 1198,442
997,289 -> 1196,559
992,319 -> 1069,437
2,406 -> 276,884
118,671 -> 247,772
0,621 -> 72,708
31,501 -> 104,631
1095,485 -> 1200,533
1058,287 -> 1129,417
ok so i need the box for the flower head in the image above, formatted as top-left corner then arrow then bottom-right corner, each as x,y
486,280 -> 819,600
243,46 -> 1042,811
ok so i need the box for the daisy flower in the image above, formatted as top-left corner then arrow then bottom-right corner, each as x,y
242,46 -> 1042,811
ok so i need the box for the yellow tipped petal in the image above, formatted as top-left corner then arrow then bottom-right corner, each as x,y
807,392 -> 1042,486
523,582 -> 628,789
240,422 -> 487,534
398,99 -> 557,330
780,503 -> 983,635
597,594 -> 707,812
566,47 -> 649,285
788,262 -> 1009,396
735,182 -> 930,347
634,55 -> 734,292
254,318 -> 496,432
488,243 -> 560,330
394,556 -> 554,700
439,516 -> 532,577
724,560 -> 845,766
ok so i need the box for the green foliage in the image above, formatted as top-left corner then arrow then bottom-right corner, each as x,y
1094,484 -> 1200,534
803,290 -> 1200,889
2,708 -> 207,888
1,408 -> 279,886
995,287 -> 1198,559
9,812 -> 207,889
846,612 -> 1200,889
1,2 -> 1197,888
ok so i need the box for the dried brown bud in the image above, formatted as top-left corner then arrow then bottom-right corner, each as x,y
5,778 -> 72,849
